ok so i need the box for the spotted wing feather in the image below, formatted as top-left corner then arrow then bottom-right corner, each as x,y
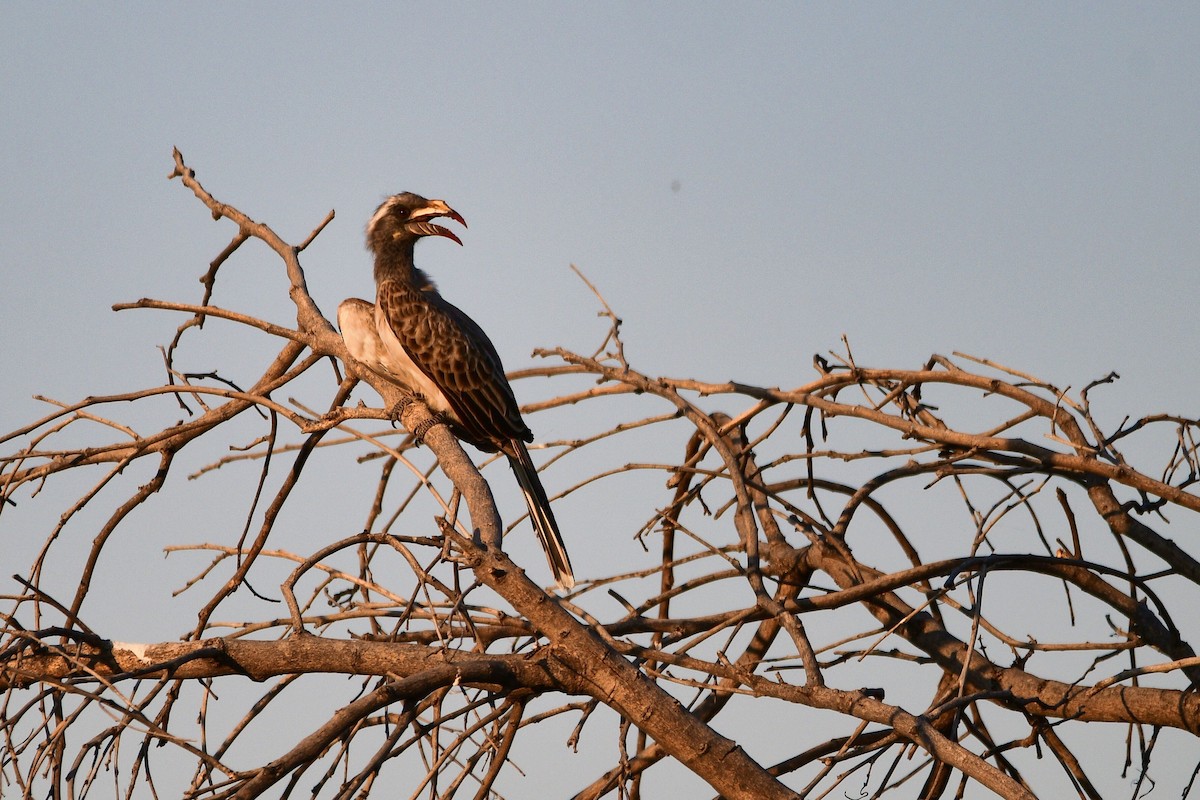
376,280 -> 531,452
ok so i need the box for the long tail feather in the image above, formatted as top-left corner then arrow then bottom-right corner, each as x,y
506,440 -> 574,590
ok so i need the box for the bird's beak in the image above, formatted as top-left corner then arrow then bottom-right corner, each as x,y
405,199 -> 468,246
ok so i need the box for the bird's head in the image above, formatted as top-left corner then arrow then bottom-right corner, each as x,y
366,192 -> 467,254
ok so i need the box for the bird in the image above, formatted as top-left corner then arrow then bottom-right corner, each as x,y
337,192 -> 574,590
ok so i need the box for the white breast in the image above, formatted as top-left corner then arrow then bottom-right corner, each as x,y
371,302 -> 453,414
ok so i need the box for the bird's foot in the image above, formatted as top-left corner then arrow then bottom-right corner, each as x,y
388,395 -> 419,425
409,414 -> 445,444
389,395 -> 443,444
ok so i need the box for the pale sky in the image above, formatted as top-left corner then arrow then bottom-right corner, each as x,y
2,5 -> 1198,797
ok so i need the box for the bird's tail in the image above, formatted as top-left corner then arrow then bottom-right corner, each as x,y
506,440 -> 574,590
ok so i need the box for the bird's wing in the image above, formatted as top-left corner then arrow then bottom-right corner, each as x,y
377,280 -> 531,450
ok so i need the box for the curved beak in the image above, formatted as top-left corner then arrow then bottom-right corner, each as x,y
406,199 -> 467,245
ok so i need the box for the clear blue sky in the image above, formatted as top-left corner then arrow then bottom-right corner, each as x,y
4,5 -> 1196,419
2,5 -> 1197,797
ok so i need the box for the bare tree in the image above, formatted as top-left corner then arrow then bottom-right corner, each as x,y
2,151 -> 1198,800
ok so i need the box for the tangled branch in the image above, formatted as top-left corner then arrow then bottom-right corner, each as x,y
2,152 -> 1198,799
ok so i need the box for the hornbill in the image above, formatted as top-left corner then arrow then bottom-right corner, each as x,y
338,193 -> 574,590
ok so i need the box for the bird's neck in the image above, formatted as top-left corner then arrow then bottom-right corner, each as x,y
372,241 -> 417,285
373,247 -> 438,294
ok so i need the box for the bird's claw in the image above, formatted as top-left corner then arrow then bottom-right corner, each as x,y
409,415 -> 442,443
388,395 -> 442,444
388,396 -> 418,426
